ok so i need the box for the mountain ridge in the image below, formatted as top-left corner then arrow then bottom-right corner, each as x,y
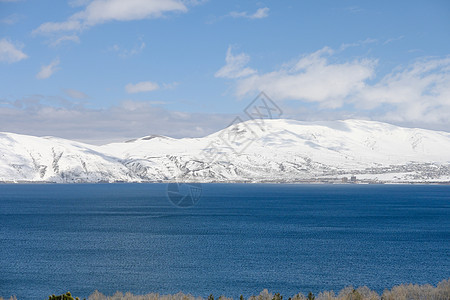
1,119 -> 449,183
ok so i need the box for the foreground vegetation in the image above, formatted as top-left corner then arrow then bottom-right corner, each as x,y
85,280 -> 450,300
1,279 -> 449,300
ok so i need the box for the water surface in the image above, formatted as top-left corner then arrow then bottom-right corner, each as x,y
0,184 -> 449,299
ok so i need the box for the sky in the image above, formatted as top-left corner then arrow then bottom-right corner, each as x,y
1,0 -> 449,144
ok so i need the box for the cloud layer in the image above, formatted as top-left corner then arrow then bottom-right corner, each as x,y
0,97 -> 232,145
126,81 -> 159,93
49,35 -> 80,47
110,39 -> 146,58
0,38 -> 28,63
36,58 -> 60,79
229,7 -> 269,19
215,46 -> 257,79
63,88 -> 89,99
217,46 -> 450,129
33,0 -> 188,35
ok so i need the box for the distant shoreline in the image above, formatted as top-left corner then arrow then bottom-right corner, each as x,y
1,180 -> 450,185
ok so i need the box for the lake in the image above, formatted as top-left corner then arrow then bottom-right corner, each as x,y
0,184 -> 449,299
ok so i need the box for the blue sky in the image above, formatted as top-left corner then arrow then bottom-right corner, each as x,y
1,0 -> 449,144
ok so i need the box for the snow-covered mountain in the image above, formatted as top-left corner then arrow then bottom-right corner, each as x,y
1,119 -> 449,183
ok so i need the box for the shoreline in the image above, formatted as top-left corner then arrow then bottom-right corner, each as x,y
3,279 -> 449,300
1,180 -> 450,185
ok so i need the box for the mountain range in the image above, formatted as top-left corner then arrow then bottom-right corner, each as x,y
1,119 -> 449,183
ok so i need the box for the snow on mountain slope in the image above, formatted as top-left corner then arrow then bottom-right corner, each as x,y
1,119 -> 449,183
0,132 -> 136,182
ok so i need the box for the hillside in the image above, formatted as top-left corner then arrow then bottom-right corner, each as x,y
1,119 -> 449,183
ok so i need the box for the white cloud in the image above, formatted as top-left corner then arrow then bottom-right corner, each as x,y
234,47 -> 376,109
36,58 -> 61,79
340,38 -> 377,51
218,46 -> 450,127
33,0 -> 188,35
355,57 -> 450,124
215,46 -> 257,79
250,7 -> 269,19
34,20 -> 82,34
0,38 -> 28,63
229,7 -> 269,19
162,82 -> 179,90
63,88 -> 88,99
126,81 -> 160,93
110,39 -> 145,58
383,35 -> 404,45
1,13 -> 23,25
49,35 -> 80,47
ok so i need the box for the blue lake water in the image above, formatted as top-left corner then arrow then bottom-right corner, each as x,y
0,184 -> 449,299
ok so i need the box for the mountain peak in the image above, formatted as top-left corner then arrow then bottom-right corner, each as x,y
125,134 -> 170,143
